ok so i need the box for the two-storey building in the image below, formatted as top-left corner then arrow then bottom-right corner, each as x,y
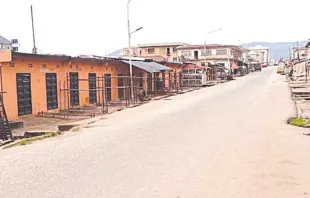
291,47 -> 308,60
137,42 -> 188,62
248,45 -> 270,64
177,44 -> 244,69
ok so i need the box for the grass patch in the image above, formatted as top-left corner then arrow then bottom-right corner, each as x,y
17,132 -> 62,146
289,117 -> 310,127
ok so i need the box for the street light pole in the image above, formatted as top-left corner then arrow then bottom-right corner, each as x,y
204,28 -> 222,68
127,0 -> 134,100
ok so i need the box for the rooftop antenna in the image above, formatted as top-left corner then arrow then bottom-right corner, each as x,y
30,5 -> 37,54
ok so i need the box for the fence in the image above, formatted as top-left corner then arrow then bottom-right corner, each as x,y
40,71 -> 204,119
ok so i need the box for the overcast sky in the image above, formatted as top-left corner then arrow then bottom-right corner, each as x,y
1,0 -> 309,56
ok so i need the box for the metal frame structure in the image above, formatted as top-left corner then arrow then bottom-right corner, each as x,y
0,66 -> 12,141
40,70 -> 200,120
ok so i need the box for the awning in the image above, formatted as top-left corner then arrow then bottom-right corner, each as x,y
122,60 -> 172,73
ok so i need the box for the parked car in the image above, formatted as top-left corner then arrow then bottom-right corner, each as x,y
277,62 -> 285,74
254,64 -> 262,71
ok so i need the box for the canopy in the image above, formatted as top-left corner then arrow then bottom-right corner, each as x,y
122,61 -> 172,73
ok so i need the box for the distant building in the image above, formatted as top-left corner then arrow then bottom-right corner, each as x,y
137,42 -> 188,62
121,47 -> 141,57
305,40 -> 310,59
248,51 -> 260,63
0,35 -> 12,50
177,44 -> 244,69
248,45 -> 270,64
291,47 -> 308,60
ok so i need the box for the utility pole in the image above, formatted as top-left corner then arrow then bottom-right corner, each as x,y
204,28 -> 222,68
30,5 -> 37,54
297,41 -> 300,60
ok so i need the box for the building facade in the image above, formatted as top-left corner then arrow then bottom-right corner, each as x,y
0,50 -> 179,121
137,42 -> 188,62
0,35 -> 12,50
177,44 -> 244,69
248,45 -> 270,64
291,47 -> 308,60
121,47 -> 142,57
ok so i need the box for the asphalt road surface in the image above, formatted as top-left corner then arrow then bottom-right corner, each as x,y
1,67 -> 310,198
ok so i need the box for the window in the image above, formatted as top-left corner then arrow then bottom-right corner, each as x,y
147,48 -> 155,54
201,50 -> 212,56
194,51 -> 198,59
181,51 -> 192,57
167,48 -> 171,56
173,57 -> 178,62
216,49 -> 228,55
173,47 -> 177,53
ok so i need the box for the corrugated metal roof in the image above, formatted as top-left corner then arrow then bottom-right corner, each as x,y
122,60 -> 172,73
0,35 -> 11,45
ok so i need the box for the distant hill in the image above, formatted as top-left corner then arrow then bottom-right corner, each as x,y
245,41 -> 308,61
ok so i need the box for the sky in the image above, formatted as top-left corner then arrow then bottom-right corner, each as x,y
1,0 -> 309,56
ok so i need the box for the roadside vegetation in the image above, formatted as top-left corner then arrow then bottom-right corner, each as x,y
289,117 -> 310,127
18,131 -> 63,146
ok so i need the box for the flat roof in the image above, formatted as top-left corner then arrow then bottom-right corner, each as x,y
137,42 -> 188,48
177,44 -> 243,52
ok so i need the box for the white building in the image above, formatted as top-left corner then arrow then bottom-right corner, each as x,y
0,35 -> 12,50
249,45 -> 270,64
177,44 -> 244,70
291,47 -> 307,60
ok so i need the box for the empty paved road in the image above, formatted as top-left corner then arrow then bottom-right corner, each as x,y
1,68 -> 310,197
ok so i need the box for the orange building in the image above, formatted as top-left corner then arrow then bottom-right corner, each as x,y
0,51 -> 173,121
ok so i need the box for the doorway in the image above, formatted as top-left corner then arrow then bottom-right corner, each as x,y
88,73 -> 97,104
69,72 -> 79,106
16,73 -> 32,116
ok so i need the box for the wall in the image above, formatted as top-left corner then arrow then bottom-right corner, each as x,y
1,56 -> 69,120
0,54 -> 148,121
140,46 -> 179,62
0,50 -> 11,62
